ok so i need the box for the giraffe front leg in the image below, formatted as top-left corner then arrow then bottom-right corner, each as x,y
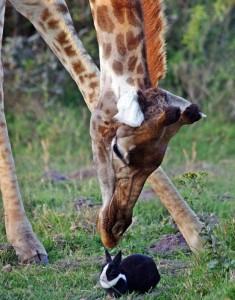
0,112 -> 48,263
148,167 -> 206,253
0,55 -> 48,263
0,108 -> 48,263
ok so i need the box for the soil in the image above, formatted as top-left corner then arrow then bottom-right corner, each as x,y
147,232 -> 190,255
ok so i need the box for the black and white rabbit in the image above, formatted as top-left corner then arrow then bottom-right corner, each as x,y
100,249 -> 160,298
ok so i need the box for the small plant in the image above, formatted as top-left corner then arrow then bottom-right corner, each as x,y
177,172 -> 235,273
177,171 -> 208,209
201,223 -> 235,272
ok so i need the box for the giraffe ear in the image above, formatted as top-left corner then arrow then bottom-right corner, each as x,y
137,90 -> 147,114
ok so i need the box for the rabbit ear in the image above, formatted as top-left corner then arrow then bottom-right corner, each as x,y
105,249 -> 112,263
113,250 -> 122,265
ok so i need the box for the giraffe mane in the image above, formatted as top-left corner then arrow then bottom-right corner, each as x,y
141,0 -> 167,87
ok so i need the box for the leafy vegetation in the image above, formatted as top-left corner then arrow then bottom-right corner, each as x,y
0,0 -> 234,299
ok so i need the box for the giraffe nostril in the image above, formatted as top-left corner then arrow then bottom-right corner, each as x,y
112,221 -> 125,237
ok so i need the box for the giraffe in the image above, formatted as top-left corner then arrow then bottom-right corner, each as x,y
0,0 -> 205,263
89,0 -> 206,249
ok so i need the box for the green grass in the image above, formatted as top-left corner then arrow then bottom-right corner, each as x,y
0,100 -> 234,299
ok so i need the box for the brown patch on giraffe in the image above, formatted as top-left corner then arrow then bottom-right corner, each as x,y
0,138 -> 6,147
126,31 -> 143,51
112,60 -> 124,76
128,56 -> 138,72
90,81 -> 99,90
137,78 -> 145,89
141,0 -> 166,86
47,19 -> 60,29
57,3 -> 68,14
56,31 -> 69,45
89,91 -> 96,101
116,33 -> 126,56
102,43 -> 112,59
111,0 -> 142,25
111,0 -> 125,24
98,125 -> 108,137
137,63 -> 144,74
127,10 -> 139,27
88,73 -> 96,79
126,78 -> 135,86
79,76 -> 84,84
103,90 -> 116,101
72,62 -> 85,74
41,8 -> 51,21
38,21 -> 46,32
64,45 -> 76,57
105,109 -> 111,115
0,121 -> 6,128
96,6 -> 115,33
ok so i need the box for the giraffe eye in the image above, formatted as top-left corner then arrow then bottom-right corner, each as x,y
113,143 -> 123,160
113,143 -> 130,165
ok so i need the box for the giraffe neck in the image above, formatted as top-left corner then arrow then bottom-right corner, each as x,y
91,0 -> 151,91
90,0 -> 165,127
10,0 -> 100,111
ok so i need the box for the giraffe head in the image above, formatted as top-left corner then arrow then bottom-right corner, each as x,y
90,87 -> 204,248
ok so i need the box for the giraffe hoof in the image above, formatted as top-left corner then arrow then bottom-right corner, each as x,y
23,253 -> 49,265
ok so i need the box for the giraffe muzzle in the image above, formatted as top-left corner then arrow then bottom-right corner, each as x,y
97,211 -> 132,248
96,183 -> 134,248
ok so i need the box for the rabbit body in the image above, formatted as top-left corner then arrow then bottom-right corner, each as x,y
100,250 -> 160,298
121,254 -> 160,293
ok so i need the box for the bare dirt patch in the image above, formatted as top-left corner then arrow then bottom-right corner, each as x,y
147,232 -> 190,255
